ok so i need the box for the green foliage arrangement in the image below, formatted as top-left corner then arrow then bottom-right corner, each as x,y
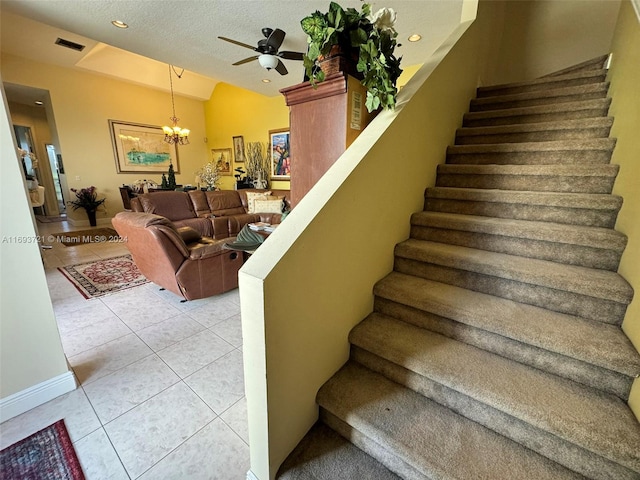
301,1 -> 402,112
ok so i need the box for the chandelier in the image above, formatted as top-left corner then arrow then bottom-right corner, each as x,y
162,65 -> 190,145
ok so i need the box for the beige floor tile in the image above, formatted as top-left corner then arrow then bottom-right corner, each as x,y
104,382 -> 216,479
186,298 -> 241,328
156,330 -> 235,378
184,349 -> 245,414
136,314 -> 206,351
220,397 -> 249,445
69,333 -> 153,385
60,315 -> 131,357
209,313 -> 243,347
83,354 -> 180,424
137,418 -> 250,480
73,428 -> 129,480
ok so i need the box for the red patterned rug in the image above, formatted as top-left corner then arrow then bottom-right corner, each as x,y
58,254 -> 149,299
0,419 -> 85,480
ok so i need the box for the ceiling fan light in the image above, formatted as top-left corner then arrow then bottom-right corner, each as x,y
258,54 -> 278,70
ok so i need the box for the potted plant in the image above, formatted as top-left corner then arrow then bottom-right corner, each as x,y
68,186 -> 106,226
301,2 -> 402,112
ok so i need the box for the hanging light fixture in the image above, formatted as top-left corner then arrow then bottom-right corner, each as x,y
162,65 -> 190,145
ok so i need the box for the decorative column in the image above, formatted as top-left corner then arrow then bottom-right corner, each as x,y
280,72 -> 377,208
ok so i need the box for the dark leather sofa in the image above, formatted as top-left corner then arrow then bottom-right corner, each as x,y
129,188 -> 289,239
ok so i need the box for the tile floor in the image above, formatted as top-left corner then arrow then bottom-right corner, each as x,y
0,218 -> 251,479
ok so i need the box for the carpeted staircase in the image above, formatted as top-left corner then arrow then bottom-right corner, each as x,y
278,55 -> 640,480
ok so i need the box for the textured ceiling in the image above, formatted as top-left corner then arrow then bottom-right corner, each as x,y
1,0 -> 463,100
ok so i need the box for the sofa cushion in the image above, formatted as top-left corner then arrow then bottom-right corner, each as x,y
253,198 -> 283,214
174,218 -> 214,238
245,191 -> 272,213
187,190 -> 212,217
205,191 -> 246,216
138,192 -> 195,221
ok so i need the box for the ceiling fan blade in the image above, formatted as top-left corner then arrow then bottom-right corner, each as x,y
278,51 -> 304,61
218,36 -> 257,51
266,28 -> 286,51
233,55 -> 260,66
275,59 -> 288,75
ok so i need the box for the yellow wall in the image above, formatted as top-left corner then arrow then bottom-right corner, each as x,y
204,82 -> 290,191
481,0 -> 621,85
608,0 -> 640,419
1,53 -> 209,224
0,85 -> 70,405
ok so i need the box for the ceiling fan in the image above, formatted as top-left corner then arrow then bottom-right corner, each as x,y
218,28 -> 305,76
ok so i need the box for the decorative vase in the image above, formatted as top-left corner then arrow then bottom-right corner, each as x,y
318,44 -> 361,79
87,209 -> 97,227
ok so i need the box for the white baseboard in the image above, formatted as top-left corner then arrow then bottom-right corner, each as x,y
0,371 -> 76,423
246,470 -> 260,480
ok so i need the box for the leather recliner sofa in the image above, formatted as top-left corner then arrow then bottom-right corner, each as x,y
112,211 -> 243,301
129,188 -> 289,239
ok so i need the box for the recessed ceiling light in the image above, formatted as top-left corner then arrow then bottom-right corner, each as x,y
111,20 -> 128,29
408,34 -> 422,42
262,79 -> 271,83
34,101 -> 44,106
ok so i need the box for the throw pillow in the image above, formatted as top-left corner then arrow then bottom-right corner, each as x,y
253,199 -> 283,214
246,191 -> 272,213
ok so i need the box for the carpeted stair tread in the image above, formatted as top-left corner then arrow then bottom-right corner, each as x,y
436,164 -> 619,194
317,362 -> 586,480
426,186 -> 622,211
349,315 -> 640,475
476,69 -> 607,98
374,272 -> 640,379
395,239 -> 633,305
277,422 -> 401,480
463,98 -> 612,127
447,138 -> 615,165
455,117 -> 613,145
541,55 -> 610,78
470,82 -> 609,112
411,211 -> 626,252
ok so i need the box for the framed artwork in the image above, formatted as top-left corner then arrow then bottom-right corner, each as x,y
212,148 -> 232,176
233,135 -> 245,163
109,120 -> 179,174
269,128 -> 290,179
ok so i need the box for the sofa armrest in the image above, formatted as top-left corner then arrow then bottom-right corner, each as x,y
258,213 -> 282,224
177,226 -> 202,244
188,238 -> 232,260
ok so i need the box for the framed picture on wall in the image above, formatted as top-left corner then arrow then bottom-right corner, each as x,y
269,128 -> 290,180
233,135 -> 245,163
212,148 -> 232,176
109,120 -> 179,174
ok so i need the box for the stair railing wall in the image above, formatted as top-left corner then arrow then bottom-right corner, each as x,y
237,2 -> 506,478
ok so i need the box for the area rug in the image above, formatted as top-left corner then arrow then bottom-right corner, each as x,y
0,419 -> 85,480
58,254 -> 148,299
52,228 -> 120,246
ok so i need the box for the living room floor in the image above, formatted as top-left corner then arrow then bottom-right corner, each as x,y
0,219 -> 250,479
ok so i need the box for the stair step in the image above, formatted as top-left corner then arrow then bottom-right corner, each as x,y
447,138 -> 615,165
470,82 -> 609,112
436,164 -> 619,194
424,187 -> 622,228
476,69 -> 608,98
455,117 -> 613,145
277,422 -> 401,480
373,272 -> 640,398
463,98 -> 612,127
410,211 -> 626,270
317,362 -> 586,480
349,316 -> 640,480
541,54 -> 610,78
394,239 -> 633,324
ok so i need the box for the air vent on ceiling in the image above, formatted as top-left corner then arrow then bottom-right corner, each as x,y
55,38 -> 85,52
